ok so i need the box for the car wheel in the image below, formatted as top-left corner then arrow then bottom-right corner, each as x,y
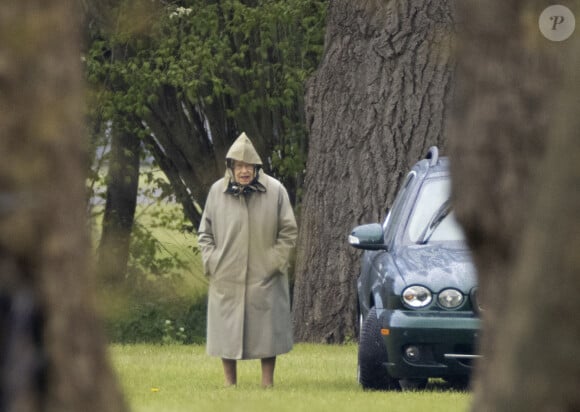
358,307 -> 399,390
399,378 -> 428,391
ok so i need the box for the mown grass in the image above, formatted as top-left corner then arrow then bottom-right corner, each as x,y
111,343 -> 471,412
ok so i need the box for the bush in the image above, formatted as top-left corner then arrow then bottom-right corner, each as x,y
104,294 -> 207,345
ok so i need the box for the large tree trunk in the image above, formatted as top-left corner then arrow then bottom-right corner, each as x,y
448,1 -> 574,410
0,2 -> 127,411
98,127 -> 140,287
478,41 -> 580,410
484,37 -> 580,411
293,0 -> 455,342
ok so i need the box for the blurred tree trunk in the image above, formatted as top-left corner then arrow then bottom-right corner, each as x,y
477,40 -> 580,410
449,1 -> 575,410
0,1 -> 127,412
293,0 -> 455,342
98,127 -> 140,287
86,1 -> 142,288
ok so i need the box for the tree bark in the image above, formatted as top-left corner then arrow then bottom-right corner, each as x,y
144,87 -> 222,226
293,0 -> 455,342
448,1 -> 573,410
477,37 -> 580,410
98,127 -> 140,287
0,1 -> 127,411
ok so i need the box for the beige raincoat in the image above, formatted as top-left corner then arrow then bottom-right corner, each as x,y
198,133 -> 297,359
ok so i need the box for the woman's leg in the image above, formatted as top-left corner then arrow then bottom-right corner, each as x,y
222,358 -> 237,386
261,357 -> 276,388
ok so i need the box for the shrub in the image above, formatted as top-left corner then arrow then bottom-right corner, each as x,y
104,294 -> 207,344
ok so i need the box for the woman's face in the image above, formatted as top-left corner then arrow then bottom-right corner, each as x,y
233,160 -> 255,186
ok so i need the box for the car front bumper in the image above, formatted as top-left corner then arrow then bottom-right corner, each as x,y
377,309 -> 481,379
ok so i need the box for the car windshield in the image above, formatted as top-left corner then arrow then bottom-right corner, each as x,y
406,177 -> 465,243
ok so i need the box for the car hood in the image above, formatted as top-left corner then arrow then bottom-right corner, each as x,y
393,244 -> 477,293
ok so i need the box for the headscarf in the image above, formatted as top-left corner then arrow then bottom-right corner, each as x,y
223,132 -> 266,196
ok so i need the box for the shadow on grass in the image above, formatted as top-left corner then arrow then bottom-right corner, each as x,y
279,375 -> 470,394
356,378 -> 471,394
426,378 -> 471,393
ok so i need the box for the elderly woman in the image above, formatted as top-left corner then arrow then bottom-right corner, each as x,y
198,132 -> 297,387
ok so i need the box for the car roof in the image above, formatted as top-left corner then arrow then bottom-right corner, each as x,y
411,156 -> 450,179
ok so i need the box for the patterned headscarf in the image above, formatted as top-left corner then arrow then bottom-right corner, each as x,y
225,172 -> 266,197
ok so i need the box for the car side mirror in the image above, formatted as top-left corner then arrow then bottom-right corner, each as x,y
348,223 -> 387,250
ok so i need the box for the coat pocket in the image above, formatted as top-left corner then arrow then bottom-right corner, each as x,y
264,248 -> 284,277
206,250 -> 220,277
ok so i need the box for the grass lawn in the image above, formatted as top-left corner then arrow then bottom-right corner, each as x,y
111,343 -> 471,412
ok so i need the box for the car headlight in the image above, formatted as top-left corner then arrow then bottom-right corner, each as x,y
438,289 -> 464,309
402,286 -> 432,308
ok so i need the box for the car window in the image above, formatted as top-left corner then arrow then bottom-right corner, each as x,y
383,171 -> 416,244
406,177 -> 465,243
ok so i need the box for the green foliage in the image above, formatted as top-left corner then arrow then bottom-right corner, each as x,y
85,0 -> 327,192
99,201 -> 208,344
104,297 -> 207,344
127,186 -> 190,283
162,319 -> 188,345
86,0 -> 326,120
126,223 -> 185,281
90,167 -> 198,287
91,168 -> 209,344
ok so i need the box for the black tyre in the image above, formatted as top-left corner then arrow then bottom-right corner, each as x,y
358,307 -> 399,390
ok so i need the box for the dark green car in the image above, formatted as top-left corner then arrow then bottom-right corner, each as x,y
348,147 -> 480,391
